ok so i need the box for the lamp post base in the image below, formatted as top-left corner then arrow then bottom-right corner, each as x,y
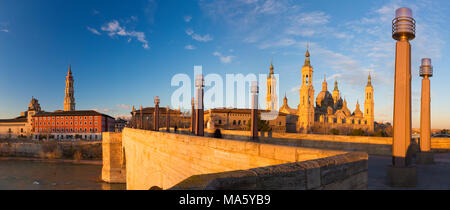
387,165 -> 417,187
416,152 -> 434,165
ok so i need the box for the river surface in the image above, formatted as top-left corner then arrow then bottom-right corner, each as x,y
0,160 -> 126,190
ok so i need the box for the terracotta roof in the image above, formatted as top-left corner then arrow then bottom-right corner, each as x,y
33,110 -> 114,119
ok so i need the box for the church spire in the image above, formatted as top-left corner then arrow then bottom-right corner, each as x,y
64,64 -> 75,111
322,74 -> 328,91
367,72 -> 372,87
269,58 -> 274,75
334,80 -> 339,91
304,43 -> 311,67
68,64 -> 72,76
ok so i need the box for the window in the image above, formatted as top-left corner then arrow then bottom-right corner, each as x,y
90,116 -> 93,120
84,121 -> 87,125
70,122 -> 73,125
84,117 -> 87,120
56,122 -> 59,125
233,120 -> 236,125
70,117 -> 73,120
70,128 -> 73,132
21,128 -> 23,133
95,128 -> 98,132
90,128 -> 92,132
89,122 -> 92,125
238,120 -> 241,125
75,122 -> 77,125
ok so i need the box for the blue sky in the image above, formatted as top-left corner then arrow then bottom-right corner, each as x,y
0,0 -> 449,129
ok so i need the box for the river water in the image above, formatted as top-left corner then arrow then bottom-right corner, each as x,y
0,160 -> 126,190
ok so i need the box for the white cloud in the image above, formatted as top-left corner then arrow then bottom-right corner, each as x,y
0,23 -> 9,33
185,45 -> 196,50
87,27 -> 101,35
116,104 -> 130,110
100,20 -> 149,49
213,51 -> 234,64
184,15 -> 192,22
185,28 -> 213,42
292,11 -> 330,25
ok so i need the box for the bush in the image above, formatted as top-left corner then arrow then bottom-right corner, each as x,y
246,117 -> 272,132
373,130 -> 386,137
73,150 -> 82,161
349,128 -> 366,136
330,129 -> 340,135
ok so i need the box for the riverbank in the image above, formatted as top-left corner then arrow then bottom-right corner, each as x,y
0,157 -> 102,165
0,139 -> 102,161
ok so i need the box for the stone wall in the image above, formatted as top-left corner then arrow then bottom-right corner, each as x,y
0,141 -> 102,160
102,132 -> 126,183
171,152 -> 368,190
121,128 -> 367,190
208,130 -> 450,155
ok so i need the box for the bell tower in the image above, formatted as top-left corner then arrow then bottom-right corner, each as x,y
364,73 -> 374,133
266,59 -> 277,111
298,46 -> 315,133
64,64 -> 76,111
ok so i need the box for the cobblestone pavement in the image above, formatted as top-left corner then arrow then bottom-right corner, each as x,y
368,153 -> 450,190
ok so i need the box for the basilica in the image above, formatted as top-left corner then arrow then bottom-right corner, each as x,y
273,47 -> 375,135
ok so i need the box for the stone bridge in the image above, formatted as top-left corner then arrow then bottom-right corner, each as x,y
102,128 -> 371,190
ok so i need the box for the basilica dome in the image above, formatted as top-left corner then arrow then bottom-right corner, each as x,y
316,91 -> 333,108
316,77 -> 334,109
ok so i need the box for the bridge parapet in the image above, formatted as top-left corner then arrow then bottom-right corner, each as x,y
121,128 -> 368,190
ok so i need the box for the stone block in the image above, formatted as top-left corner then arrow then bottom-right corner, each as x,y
416,152 -> 434,165
387,165 -> 417,187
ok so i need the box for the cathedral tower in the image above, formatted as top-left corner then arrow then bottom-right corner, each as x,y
64,64 -> 76,111
266,60 -> 277,111
332,81 -> 340,104
364,73 -> 374,133
298,46 -> 315,133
